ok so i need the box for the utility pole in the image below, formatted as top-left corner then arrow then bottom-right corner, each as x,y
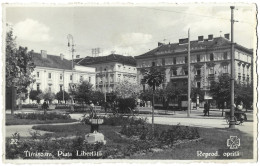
229,6 -> 236,128
187,29 -> 191,117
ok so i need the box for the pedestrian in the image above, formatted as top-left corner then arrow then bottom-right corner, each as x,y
42,100 -> 49,115
207,101 -> 210,117
204,101 -> 210,116
203,101 -> 207,116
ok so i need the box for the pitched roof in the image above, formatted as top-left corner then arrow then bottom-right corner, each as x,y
74,54 -> 136,66
32,52 -> 73,70
136,37 -> 253,59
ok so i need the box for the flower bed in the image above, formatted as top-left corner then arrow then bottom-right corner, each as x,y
14,112 -> 72,120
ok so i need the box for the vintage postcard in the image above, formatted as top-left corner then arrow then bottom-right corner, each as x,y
1,2 -> 258,163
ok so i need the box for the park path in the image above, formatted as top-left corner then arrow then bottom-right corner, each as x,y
5,110 -> 254,137
5,122 -> 79,137
140,115 -> 254,137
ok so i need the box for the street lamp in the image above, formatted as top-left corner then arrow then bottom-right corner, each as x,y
67,34 -> 75,70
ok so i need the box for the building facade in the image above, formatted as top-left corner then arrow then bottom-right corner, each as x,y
135,34 -> 253,105
74,54 -> 137,93
25,50 -> 96,103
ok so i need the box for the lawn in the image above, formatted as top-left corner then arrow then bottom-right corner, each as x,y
6,114 -> 77,125
31,123 -> 253,160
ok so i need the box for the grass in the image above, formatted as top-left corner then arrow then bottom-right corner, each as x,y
31,123 -> 253,159
5,114 -> 77,126
130,127 -> 253,159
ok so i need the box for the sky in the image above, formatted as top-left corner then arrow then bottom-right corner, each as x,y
4,4 -> 257,60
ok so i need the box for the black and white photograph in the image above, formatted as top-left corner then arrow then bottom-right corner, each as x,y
1,2 -> 258,163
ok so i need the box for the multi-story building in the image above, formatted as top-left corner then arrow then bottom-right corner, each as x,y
74,54 -> 137,93
135,34 -> 253,105
25,50 -> 96,103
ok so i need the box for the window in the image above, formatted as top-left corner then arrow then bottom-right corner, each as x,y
197,69 -> 201,75
80,75 -> 83,81
184,70 -> 188,75
70,75 -> 73,80
196,55 -> 200,62
223,65 -> 228,73
89,77 -> 91,82
185,56 -> 188,64
60,85 -> 63,91
173,57 -> 176,64
60,74 -> 63,80
48,73 -> 51,79
152,62 -> 156,66
197,82 -> 201,88
209,67 -> 214,74
162,58 -> 165,66
37,72 -> 40,78
210,53 -> 214,61
37,84 -> 40,91
223,52 -> 228,60
48,84 -> 52,91
172,70 -> 177,76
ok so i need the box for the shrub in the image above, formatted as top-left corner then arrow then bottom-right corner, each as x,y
120,124 -> 200,146
5,135 -> 103,159
22,104 -> 39,108
103,115 -> 147,126
14,113 -> 71,121
117,98 -> 136,113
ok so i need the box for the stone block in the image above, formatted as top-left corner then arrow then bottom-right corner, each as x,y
85,131 -> 106,145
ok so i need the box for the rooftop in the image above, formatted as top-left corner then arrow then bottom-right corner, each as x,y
136,36 -> 253,59
74,54 -> 136,66
32,52 -> 73,70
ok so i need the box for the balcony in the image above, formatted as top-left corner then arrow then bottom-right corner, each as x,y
194,75 -> 202,79
170,74 -> 188,79
208,74 -> 215,80
223,73 -> 230,76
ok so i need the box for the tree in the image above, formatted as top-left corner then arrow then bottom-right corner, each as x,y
191,86 -> 204,106
6,27 -> 35,95
29,90 -> 43,104
6,26 -> 35,114
91,91 -> 105,105
114,80 -> 141,99
74,81 -> 93,104
55,91 -> 70,103
142,66 -> 165,134
41,90 -> 55,104
209,74 -> 253,114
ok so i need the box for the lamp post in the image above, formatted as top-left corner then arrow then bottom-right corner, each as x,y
104,68 -> 107,103
229,6 -> 236,129
67,34 -> 75,70
67,34 -> 75,105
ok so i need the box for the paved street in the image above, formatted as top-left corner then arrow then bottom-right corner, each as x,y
5,108 -> 254,137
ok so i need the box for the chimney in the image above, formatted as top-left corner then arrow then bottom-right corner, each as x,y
158,42 -> 164,47
198,36 -> 204,42
76,55 -> 80,58
208,34 -> 213,41
41,50 -> 47,59
224,33 -> 230,40
60,53 -> 64,60
179,38 -> 188,45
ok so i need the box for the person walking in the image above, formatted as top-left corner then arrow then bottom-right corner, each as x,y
204,101 -> 210,116
207,101 -> 210,117
42,100 -> 49,115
